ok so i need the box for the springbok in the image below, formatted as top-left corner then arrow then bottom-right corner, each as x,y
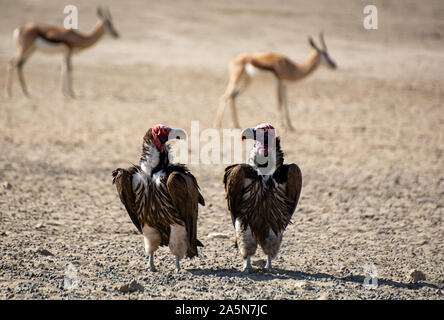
5,6 -> 119,98
215,33 -> 337,131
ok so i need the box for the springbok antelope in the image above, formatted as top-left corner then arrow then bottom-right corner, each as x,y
215,33 -> 337,131
5,6 -> 119,98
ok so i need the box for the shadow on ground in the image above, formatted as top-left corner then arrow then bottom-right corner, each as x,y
188,267 -> 442,291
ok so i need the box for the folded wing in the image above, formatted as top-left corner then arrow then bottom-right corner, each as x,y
112,166 -> 143,233
167,171 -> 204,258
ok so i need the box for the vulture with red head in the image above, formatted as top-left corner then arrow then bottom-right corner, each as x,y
223,123 -> 302,272
112,124 -> 205,271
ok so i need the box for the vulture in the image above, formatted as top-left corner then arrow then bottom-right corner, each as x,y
223,123 -> 302,272
112,124 -> 205,271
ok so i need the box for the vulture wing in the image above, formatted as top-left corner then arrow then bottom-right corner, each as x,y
284,164 -> 303,215
223,164 -> 258,226
166,171 -> 204,258
112,166 -> 143,233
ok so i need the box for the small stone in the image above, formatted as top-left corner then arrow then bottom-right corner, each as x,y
118,280 -> 144,293
207,232 -> 230,240
34,223 -> 45,230
407,269 -> 426,283
295,280 -> 314,290
317,293 -> 330,300
36,248 -> 54,256
2,181 -> 12,189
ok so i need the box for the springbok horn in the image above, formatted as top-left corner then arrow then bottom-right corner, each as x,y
107,7 -> 114,21
319,32 -> 327,51
308,36 -> 320,52
97,6 -> 104,19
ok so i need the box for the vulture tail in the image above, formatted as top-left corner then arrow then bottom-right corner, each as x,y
186,239 -> 204,258
198,193 -> 205,206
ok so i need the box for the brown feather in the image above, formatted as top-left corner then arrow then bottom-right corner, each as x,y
112,166 -> 142,233
285,164 -> 303,213
112,130 -> 205,258
223,140 -> 302,250
167,172 -> 203,258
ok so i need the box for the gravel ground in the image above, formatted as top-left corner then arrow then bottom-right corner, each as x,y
0,0 -> 443,300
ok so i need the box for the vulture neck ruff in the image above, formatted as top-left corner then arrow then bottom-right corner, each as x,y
140,139 -> 171,176
248,137 -> 284,177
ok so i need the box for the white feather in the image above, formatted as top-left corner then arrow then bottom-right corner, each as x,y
152,170 -> 166,187
169,224 -> 188,259
141,143 -> 160,175
248,146 -> 277,177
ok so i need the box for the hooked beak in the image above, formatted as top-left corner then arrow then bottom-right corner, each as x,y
241,128 -> 255,141
168,128 -> 187,141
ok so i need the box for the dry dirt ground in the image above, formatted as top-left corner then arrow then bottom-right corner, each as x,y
0,0 -> 443,300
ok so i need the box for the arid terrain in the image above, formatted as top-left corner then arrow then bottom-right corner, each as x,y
0,0 -> 443,300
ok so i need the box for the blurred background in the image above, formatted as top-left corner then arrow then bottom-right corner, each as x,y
0,0 -> 443,299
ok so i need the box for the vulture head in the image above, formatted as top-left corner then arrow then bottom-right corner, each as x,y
151,124 -> 186,153
242,123 -> 276,157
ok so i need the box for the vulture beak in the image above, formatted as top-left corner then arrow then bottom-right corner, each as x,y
168,128 -> 187,141
152,125 -> 186,153
242,124 -> 276,158
241,128 -> 255,141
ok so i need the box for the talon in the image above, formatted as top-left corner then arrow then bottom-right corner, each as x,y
243,256 -> 253,273
265,256 -> 272,271
243,267 -> 252,273
175,256 -> 181,272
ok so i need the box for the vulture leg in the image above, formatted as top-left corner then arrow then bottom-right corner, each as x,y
168,224 -> 187,272
235,220 -> 257,273
243,256 -> 252,273
265,256 -> 272,271
147,252 -> 156,272
175,256 -> 181,272
143,238 -> 157,272
142,226 -> 161,272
